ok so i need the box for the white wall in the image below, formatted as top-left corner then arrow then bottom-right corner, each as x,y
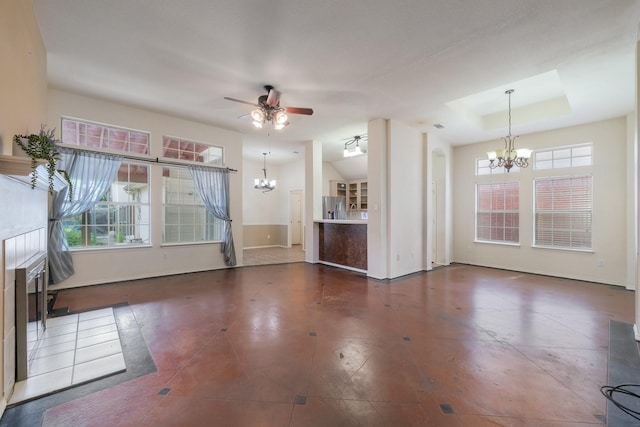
46,89 -> 244,288
387,120 -> 425,278
243,156 -> 304,224
367,119 -> 425,279
425,132 -> 452,269
243,157 -> 282,225
322,162 -> 345,195
366,119 -> 388,279
452,117 -> 629,286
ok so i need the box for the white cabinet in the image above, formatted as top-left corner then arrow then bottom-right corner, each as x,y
347,180 -> 367,210
329,180 -> 347,198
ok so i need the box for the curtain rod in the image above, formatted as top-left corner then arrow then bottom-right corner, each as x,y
57,144 -> 238,172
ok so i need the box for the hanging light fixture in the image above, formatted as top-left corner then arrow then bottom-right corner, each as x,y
254,152 -> 276,192
344,135 -> 367,157
487,89 -> 531,172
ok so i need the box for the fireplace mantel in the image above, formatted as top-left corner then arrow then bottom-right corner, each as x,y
0,154 -> 43,176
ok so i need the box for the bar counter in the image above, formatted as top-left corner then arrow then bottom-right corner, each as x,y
315,220 -> 367,271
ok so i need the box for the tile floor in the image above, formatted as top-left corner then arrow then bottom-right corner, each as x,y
243,244 -> 305,266
9,307 -> 126,405
3,263 -> 638,426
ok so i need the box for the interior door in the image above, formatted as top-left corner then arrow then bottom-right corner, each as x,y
290,190 -> 302,245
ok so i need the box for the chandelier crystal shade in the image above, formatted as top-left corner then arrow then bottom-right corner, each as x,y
254,152 -> 276,192
487,89 -> 531,172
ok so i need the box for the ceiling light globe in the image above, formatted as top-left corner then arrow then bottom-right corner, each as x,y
275,111 -> 288,125
251,109 -> 264,122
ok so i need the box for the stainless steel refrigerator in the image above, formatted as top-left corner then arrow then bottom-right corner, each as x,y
322,196 -> 347,220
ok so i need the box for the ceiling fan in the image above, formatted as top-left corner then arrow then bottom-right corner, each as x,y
224,85 -> 313,130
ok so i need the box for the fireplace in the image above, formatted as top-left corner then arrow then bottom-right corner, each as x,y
15,251 -> 47,381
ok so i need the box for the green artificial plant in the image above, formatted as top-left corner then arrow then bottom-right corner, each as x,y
13,126 -> 73,199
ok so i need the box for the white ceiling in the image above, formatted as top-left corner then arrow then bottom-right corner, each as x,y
33,0 -> 640,177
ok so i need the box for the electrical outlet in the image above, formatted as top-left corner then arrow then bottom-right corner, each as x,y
267,234 -> 270,239
597,259 -> 605,267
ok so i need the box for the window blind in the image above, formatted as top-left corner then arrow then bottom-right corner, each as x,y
476,181 -> 519,243
534,175 -> 592,249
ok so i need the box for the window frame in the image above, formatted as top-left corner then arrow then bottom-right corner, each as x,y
64,160 -> 151,250
533,174 -> 593,251
60,118 -> 152,250
162,135 -> 224,165
534,143 -> 592,170
162,166 -> 224,245
475,181 -> 520,245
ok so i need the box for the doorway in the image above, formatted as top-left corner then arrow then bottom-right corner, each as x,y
432,150 -> 446,266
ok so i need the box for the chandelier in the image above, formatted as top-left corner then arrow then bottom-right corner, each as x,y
251,107 -> 288,130
344,135 -> 367,157
254,152 -> 276,192
487,89 -> 531,172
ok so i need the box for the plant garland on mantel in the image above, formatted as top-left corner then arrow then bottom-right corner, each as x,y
13,126 -> 73,200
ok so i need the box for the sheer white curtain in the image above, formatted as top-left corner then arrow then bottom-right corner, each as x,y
188,165 -> 236,266
48,147 -> 122,284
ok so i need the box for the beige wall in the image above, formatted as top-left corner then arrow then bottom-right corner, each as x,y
452,117 -> 629,286
0,0 -> 47,155
0,0 -> 49,414
243,224 -> 288,248
46,89 -> 244,288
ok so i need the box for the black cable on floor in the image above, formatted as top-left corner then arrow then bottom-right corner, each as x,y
601,384 -> 640,421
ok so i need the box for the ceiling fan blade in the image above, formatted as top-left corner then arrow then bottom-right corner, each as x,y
266,88 -> 281,107
283,106 -> 314,115
224,96 -> 259,107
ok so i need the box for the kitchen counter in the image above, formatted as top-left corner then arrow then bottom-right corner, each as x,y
315,221 -> 367,271
314,219 -> 367,224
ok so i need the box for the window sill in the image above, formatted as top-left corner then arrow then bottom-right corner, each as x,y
531,245 -> 594,253
474,240 -> 521,247
161,241 -> 222,248
69,243 -> 151,253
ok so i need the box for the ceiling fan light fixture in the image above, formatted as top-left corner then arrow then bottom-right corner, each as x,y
275,110 -> 288,125
224,85 -> 313,131
251,109 -> 264,122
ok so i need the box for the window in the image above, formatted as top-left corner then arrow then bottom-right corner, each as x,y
61,118 -> 150,155
534,175 -> 592,250
476,182 -> 519,243
477,158 -> 520,175
534,144 -> 592,170
64,162 -> 150,247
162,166 -> 224,243
60,118 -> 151,249
162,136 -> 223,165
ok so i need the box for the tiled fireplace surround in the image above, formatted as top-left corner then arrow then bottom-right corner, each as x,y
0,175 -> 49,410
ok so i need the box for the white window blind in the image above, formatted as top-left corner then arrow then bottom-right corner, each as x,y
476,181 -> 519,243
534,175 -> 592,249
